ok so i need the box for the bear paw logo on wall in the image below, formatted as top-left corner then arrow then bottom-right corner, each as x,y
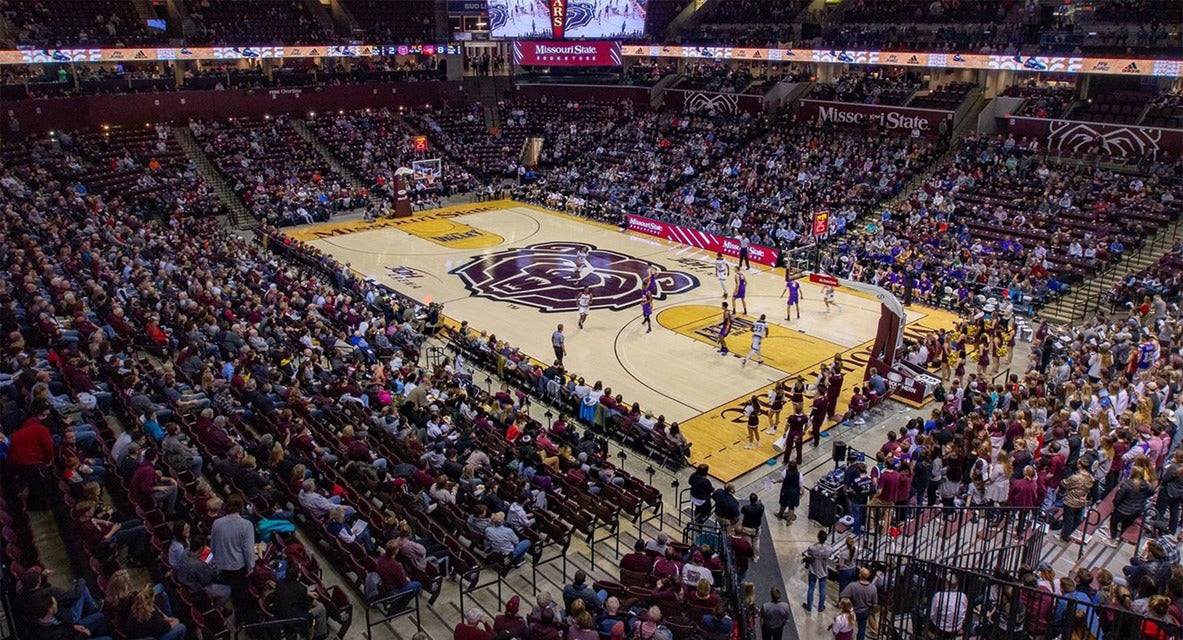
451,242 -> 699,313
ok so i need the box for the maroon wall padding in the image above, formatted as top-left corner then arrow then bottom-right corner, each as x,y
3,81 -> 465,133
1004,116 -> 1183,159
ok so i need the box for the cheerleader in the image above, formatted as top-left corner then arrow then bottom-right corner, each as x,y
733,270 -> 748,315
765,381 -> 785,435
790,376 -> 807,413
976,336 -> 991,376
992,335 -> 1007,375
743,395 -> 762,449
953,348 -> 967,385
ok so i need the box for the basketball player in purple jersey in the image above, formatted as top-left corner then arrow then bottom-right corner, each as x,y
641,291 -> 653,333
781,276 -> 802,320
718,301 -> 733,355
733,270 -> 748,315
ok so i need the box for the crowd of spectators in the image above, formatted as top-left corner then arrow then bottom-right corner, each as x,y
810,72 -> 922,106
1006,83 -> 1078,119
515,109 -> 939,254
1110,245 -> 1183,308
183,0 -> 335,45
823,133 -> 1182,307
341,0 -> 436,43
308,109 -> 478,208
1,0 -> 165,48
191,116 -> 368,226
624,62 -> 678,87
842,0 -> 1011,25
676,64 -> 757,95
0,123 -> 683,640
817,23 -> 1024,55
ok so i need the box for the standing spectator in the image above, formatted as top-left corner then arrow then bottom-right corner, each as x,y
689,465 -> 714,523
740,493 -> 765,559
210,494 -> 256,619
775,462 -> 801,522
928,576 -> 968,638
712,483 -> 740,530
7,401 -> 55,510
1108,467 -> 1155,545
1156,449 -> 1183,532
758,588 -> 790,640
1059,460 -> 1094,544
803,530 -> 832,613
828,599 -> 855,640
839,568 -> 878,640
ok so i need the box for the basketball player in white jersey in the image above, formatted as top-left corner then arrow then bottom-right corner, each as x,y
573,246 -> 592,280
742,314 -> 768,367
823,284 -> 839,312
714,253 -> 729,298
577,287 -> 591,329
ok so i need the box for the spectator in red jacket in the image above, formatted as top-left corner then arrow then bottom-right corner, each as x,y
7,400 -> 55,511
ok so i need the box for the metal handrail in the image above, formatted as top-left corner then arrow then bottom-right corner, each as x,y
365,587 -> 422,639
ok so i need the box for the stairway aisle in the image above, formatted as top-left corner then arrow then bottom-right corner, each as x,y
1040,215 -> 1183,325
292,119 -> 368,191
171,126 -> 254,229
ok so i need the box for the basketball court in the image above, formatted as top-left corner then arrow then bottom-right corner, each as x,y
293,201 -> 963,481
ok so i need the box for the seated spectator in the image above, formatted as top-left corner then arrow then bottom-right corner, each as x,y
494,596 -> 528,638
621,539 -> 655,575
326,505 -> 376,554
699,602 -> 734,636
529,607 -> 563,640
687,579 -> 719,609
23,593 -> 111,640
270,571 -> 328,640
485,512 -> 532,572
121,586 -> 185,640
176,534 -> 230,609
455,607 -> 496,640
376,541 -> 421,597
562,571 -> 602,612
72,502 -> 150,567
128,449 -> 179,515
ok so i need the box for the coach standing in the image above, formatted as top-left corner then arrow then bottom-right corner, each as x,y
211,494 -> 256,620
552,324 -> 566,366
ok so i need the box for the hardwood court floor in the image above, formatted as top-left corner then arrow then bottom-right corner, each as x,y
296,201 -> 963,481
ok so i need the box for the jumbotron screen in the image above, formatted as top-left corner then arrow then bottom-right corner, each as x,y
489,0 -> 647,40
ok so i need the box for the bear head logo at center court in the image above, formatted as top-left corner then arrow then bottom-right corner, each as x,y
450,242 -> 699,313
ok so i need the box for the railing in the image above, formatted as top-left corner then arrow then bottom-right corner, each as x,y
878,555 -> 1183,640
684,520 -> 751,640
365,587 -> 422,639
857,504 -> 1043,576
233,616 -> 312,640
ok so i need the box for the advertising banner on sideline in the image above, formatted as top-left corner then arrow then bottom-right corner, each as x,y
626,214 -> 780,266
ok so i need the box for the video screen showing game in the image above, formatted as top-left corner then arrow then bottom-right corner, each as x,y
488,0 -> 648,40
